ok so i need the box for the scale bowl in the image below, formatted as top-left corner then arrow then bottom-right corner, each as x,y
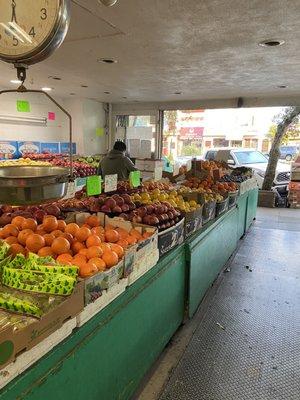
0,166 -> 70,205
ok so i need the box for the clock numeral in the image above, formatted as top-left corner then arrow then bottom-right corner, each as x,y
29,27 -> 36,38
40,8 -> 47,20
13,36 -> 18,46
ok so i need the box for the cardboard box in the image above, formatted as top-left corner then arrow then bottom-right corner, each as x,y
0,281 -> 84,370
216,198 -> 229,217
184,207 -> 203,238
158,218 -> 185,256
135,159 -> 145,170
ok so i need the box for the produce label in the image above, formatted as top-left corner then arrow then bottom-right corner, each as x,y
96,127 -> 105,137
130,171 -> 141,188
17,100 -> 30,113
60,142 -> 77,155
18,141 -> 40,157
40,142 -> 60,154
87,175 -> 102,196
0,141 -> 18,160
104,174 -> 118,193
48,112 -> 56,121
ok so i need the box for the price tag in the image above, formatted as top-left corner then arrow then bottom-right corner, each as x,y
129,171 -> 141,188
86,175 -> 102,196
154,167 -> 163,181
173,162 -> 180,176
64,181 -> 76,199
104,174 -> 118,193
17,100 -> 30,113
186,160 -> 192,171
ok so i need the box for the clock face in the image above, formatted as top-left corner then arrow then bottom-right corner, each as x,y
0,0 -> 61,61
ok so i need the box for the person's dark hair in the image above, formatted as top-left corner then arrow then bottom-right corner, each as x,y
113,141 -> 126,152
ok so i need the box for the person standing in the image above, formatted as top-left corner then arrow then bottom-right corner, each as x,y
98,141 -> 137,180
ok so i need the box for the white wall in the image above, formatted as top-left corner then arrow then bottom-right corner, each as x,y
0,92 -> 107,155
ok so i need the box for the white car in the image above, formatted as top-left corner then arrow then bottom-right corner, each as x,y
204,148 -> 290,190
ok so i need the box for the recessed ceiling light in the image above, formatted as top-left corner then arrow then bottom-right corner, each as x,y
70,93 -> 75,96
10,79 -> 22,84
42,87 -> 52,92
98,58 -> 117,64
81,85 -> 88,88
259,39 -> 285,47
104,91 -> 111,94
122,96 -> 127,99
174,92 -> 182,95
277,85 -> 287,88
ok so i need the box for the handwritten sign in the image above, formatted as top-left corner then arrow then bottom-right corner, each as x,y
104,174 -> 118,193
17,100 -> 30,113
86,175 -> 102,196
129,171 -> 141,188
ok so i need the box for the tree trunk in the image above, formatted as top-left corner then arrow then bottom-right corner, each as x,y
262,106 -> 300,190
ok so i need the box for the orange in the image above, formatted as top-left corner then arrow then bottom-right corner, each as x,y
85,215 -> 100,227
38,247 -> 55,257
9,243 -> 26,257
110,244 -> 124,259
11,216 -> 25,229
51,237 -> 71,255
43,233 -> 55,246
36,225 -> 46,236
62,232 -> 74,244
51,230 -> 64,238
86,235 -> 102,248
78,248 -> 89,257
79,263 -> 94,278
26,234 -> 45,253
43,216 -> 58,233
75,227 -> 91,242
105,224 -> 115,231
102,250 -> 118,268
116,239 -> 129,249
115,227 -> 129,240
21,218 -> 37,232
56,253 -> 73,264
99,243 -> 111,252
17,229 -> 33,246
73,254 -> 87,263
5,236 -> 19,245
105,229 -> 119,243
86,261 -> 98,275
57,220 -> 66,232
86,246 -> 103,259
2,224 -> 19,238
71,241 -> 86,254
127,236 -> 137,245
88,257 -> 106,271
91,226 -> 105,236
130,229 -> 143,240
65,223 -> 80,236
143,231 -> 153,239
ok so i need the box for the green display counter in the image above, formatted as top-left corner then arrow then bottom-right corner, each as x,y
0,189 -> 258,400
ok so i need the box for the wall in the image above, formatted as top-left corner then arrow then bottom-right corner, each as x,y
0,92 -> 107,155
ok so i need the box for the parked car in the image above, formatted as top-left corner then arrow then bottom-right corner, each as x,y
279,145 -> 299,161
204,148 -> 291,191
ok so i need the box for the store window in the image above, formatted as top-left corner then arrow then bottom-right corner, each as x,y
231,140 -> 243,147
213,138 -> 229,147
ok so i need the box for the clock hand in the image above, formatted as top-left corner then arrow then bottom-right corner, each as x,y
11,0 -> 17,23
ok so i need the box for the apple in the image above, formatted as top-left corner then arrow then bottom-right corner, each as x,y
101,205 -> 111,213
112,206 -> 122,214
105,198 -> 117,209
121,204 -> 130,212
122,194 -> 131,204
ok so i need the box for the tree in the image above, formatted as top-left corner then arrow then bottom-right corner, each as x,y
164,110 -> 178,136
181,144 -> 201,156
268,119 -> 300,144
262,107 -> 300,190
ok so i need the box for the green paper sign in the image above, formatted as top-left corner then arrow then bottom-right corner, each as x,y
130,171 -> 141,188
17,100 -> 30,113
96,127 -> 105,137
87,175 -> 102,196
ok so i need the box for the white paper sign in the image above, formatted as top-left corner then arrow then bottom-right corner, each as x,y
127,127 -> 153,140
104,174 -> 118,193
173,162 -> 180,176
154,167 -> 163,181
140,140 -> 152,159
63,181 -> 76,200
186,160 -> 192,171
128,139 -> 141,158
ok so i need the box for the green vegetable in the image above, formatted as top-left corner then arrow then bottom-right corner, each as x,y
0,241 -> 10,261
0,292 -> 42,317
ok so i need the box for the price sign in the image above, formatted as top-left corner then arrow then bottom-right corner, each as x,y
104,174 -> 118,193
129,171 -> 141,188
173,162 -> 180,176
154,167 -> 163,181
17,100 -> 30,113
86,175 -> 102,196
186,160 -> 192,171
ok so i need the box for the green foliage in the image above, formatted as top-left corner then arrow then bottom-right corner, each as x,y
268,113 -> 300,144
164,111 -> 178,136
181,144 -> 201,156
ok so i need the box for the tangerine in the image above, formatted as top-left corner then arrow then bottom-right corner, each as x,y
43,233 -> 55,246
57,220 -> 66,231
43,216 -> 58,233
102,250 -> 118,268
52,230 -> 64,238
62,232 -> 74,244
86,246 -> 103,259
85,215 -> 100,227
86,234 -> 102,248
65,223 -> 80,236
5,236 -> 19,245
88,257 -> 106,271
99,243 -> 111,252
79,263 -> 94,278
56,253 -> 73,264
51,237 -> 71,255
11,216 -> 25,229
105,229 -> 119,243
9,243 -> 26,257
127,236 -> 137,245
116,239 -> 129,249
21,218 -> 37,232
71,241 -> 86,254
2,224 -> 19,238
110,243 -> 124,259
17,229 -> 33,246
26,234 -> 45,253
38,247 -> 55,257
75,227 -> 91,242
78,248 -> 89,257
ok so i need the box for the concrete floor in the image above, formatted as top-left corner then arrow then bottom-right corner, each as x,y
135,207 -> 300,400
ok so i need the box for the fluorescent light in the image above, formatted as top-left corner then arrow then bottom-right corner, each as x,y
0,114 -> 47,126
42,87 -> 52,92
10,80 -> 22,84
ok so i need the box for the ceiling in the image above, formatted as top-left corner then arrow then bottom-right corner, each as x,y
1,0 -> 300,105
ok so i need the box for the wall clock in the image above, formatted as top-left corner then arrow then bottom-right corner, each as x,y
0,0 -> 70,65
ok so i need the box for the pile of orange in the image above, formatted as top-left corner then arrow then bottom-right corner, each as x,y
0,214 -> 153,279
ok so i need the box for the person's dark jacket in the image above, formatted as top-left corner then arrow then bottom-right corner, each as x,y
98,149 -> 137,180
